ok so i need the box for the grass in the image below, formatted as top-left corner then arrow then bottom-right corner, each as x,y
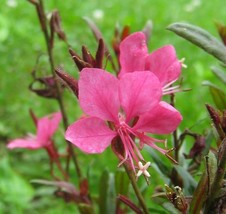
1,0 -> 225,213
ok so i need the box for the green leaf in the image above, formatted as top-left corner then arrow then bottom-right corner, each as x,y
189,152 -> 217,214
162,202 -> 181,214
98,170 -> 116,214
167,22 -> 226,64
147,148 -> 172,177
114,169 -> 129,196
78,203 -> 95,214
0,156 -> 34,214
173,165 -> 197,195
203,81 -> 226,110
202,130 -> 215,156
211,65 -> 226,84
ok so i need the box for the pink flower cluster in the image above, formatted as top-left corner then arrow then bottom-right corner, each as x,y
8,112 -> 62,159
65,32 -> 183,176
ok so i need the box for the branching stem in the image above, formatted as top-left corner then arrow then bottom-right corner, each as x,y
29,0 -> 82,180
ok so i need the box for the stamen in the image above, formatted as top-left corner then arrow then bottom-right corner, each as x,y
139,134 -> 169,155
127,150 -> 136,172
117,129 -> 129,167
165,148 -> 178,164
127,134 -> 144,161
163,88 -> 182,95
116,114 -> 173,175
116,118 -> 146,173
163,79 -> 178,90
126,134 -> 139,163
163,85 -> 180,92
179,58 -> 187,68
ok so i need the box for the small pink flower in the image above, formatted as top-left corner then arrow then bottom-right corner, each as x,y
65,68 -> 182,172
119,32 -> 183,94
7,112 -> 62,151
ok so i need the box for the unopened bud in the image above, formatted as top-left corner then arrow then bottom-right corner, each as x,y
55,67 -> 78,98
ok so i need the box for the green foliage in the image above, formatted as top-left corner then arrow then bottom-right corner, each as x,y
203,81 -> 226,110
211,66 -> 226,84
189,152 -> 217,213
114,169 -> 129,196
1,0 -> 226,213
174,165 -> 197,195
98,170 -> 116,214
0,155 -> 34,214
167,22 -> 226,64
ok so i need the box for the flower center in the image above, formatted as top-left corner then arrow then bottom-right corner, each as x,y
115,113 -> 144,172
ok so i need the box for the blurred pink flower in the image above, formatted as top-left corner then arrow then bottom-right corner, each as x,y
119,32 -> 183,94
7,112 -> 62,151
65,68 -> 182,172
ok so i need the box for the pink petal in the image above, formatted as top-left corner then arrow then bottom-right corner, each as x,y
119,71 -> 162,121
7,138 -> 41,150
79,68 -> 120,122
119,32 -> 148,77
65,117 -> 117,153
145,45 -> 181,86
37,112 -> 62,146
47,112 -> 62,136
133,101 -> 182,134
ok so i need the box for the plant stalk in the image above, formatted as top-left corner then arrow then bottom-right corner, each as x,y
30,0 -> 82,180
124,164 -> 149,214
170,93 -> 182,187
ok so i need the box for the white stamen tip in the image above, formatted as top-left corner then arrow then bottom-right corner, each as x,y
180,58 -> 187,68
136,161 -> 151,178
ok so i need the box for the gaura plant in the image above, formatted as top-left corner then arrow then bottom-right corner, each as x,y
8,1 -> 225,213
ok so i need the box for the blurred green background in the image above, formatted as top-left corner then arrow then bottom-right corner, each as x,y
0,0 -> 225,213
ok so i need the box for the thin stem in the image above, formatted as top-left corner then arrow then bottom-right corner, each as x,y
54,157 -> 69,181
46,144 -> 69,181
31,0 -> 82,180
170,93 -> 179,162
170,93 -> 182,187
124,164 -> 149,214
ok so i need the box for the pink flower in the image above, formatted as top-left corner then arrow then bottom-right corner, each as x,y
119,32 -> 183,94
7,112 -> 62,151
65,68 -> 182,172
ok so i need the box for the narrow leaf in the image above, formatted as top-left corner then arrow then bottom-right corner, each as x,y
203,81 -> 226,110
162,202 -> 181,214
173,165 -> 197,195
115,169 -> 129,196
167,22 -> 226,64
147,147 -> 172,177
30,179 -> 78,195
211,65 -> 226,84
99,170 -> 116,214
189,152 -> 217,214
